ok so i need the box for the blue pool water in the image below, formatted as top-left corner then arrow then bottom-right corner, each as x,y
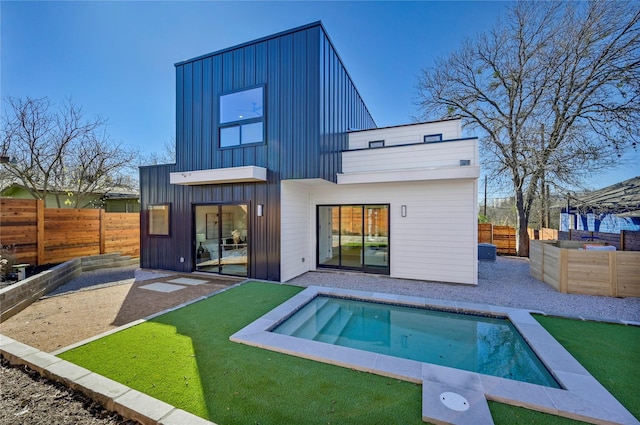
272,296 -> 560,388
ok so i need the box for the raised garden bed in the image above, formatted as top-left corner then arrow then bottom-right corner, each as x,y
529,240 -> 640,297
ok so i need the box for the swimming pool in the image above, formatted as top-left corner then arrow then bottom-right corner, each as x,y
272,295 -> 559,388
231,286 -> 637,425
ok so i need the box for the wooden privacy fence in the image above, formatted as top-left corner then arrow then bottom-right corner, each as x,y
479,224 -> 638,257
0,199 -> 139,266
530,240 -> 640,297
527,228 -> 559,241
478,223 -> 517,255
558,229 -> 640,251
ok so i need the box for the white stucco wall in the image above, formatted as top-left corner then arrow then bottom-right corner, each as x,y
280,180 -> 313,282
342,138 -> 478,174
281,178 -> 478,285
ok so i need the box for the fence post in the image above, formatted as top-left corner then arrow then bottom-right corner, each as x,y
99,209 -> 106,254
36,199 -> 45,265
609,251 -> 618,297
559,248 -> 568,293
620,230 -> 625,251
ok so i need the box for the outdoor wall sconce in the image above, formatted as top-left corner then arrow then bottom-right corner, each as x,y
401,205 -> 407,217
257,204 -> 264,217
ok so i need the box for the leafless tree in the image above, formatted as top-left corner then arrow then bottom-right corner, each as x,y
140,137 -> 176,166
416,1 -> 640,256
1,96 -> 138,208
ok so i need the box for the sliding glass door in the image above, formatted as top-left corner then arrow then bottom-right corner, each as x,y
194,204 -> 248,277
317,205 -> 389,274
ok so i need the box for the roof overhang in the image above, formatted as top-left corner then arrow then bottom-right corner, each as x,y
337,166 -> 480,185
170,166 -> 267,185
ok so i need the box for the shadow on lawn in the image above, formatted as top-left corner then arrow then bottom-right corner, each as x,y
110,275 -> 240,326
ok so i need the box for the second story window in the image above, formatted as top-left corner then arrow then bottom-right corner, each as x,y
219,86 -> 264,148
423,134 -> 443,143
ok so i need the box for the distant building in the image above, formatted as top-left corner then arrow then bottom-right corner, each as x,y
560,176 -> 640,233
0,183 -> 140,212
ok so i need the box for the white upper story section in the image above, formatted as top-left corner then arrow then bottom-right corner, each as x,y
348,119 -> 462,149
339,119 -> 480,184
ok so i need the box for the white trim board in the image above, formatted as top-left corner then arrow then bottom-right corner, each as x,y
170,166 -> 267,185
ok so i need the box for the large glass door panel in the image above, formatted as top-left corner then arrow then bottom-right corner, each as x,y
195,205 -> 218,272
363,205 -> 389,273
219,205 -> 248,276
340,206 -> 363,268
317,205 -> 389,275
194,204 -> 247,277
318,206 -> 339,266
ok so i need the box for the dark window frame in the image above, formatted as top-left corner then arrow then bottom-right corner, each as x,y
316,204 -> 390,275
423,133 -> 443,143
148,203 -> 171,237
368,140 -> 385,148
218,85 -> 266,149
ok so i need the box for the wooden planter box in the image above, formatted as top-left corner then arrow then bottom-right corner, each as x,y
529,240 -> 640,297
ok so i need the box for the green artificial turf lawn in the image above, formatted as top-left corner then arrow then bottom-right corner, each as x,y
59,282 -> 639,425
534,314 -> 640,419
59,282 -> 424,424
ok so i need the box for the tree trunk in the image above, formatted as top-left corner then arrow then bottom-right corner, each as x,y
515,190 -> 530,257
517,219 -> 530,257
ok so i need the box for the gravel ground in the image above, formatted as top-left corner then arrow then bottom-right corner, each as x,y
44,264 -> 140,297
1,265 -> 141,425
1,257 -> 638,424
288,256 -> 640,323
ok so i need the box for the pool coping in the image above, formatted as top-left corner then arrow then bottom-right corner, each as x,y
230,286 -> 639,425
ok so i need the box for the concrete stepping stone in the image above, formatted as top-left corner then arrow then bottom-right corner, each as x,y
166,278 -> 209,286
139,283 -> 185,293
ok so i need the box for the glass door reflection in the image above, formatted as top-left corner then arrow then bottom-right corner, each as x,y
340,206 -> 363,268
195,204 -> 247,277
363,205 -> 389,273
317,204 -> 389,275
219,205 -> 248,276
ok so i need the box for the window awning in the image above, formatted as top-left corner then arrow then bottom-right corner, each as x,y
170,166 -> 267,185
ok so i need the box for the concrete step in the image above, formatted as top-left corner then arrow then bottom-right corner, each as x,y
274,297 -> 335,339
315,305 -> 353,345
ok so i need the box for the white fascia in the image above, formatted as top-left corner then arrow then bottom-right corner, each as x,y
170,166 -> 267,185
337,166 -> 480,185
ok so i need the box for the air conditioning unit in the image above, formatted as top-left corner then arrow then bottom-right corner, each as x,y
478,243 -> 496,261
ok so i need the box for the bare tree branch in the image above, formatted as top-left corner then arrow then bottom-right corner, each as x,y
1,96 -> 138,208
416,1 -> 640,255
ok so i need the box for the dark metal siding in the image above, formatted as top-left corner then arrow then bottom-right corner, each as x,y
140,163 -> 274,278
319,34 -> 376,182
140,22 -> 376,281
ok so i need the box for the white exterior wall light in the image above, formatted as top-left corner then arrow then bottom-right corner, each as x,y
401,205 -> 407,217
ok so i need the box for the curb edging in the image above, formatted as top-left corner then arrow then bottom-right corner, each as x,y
0,334 -> 216,425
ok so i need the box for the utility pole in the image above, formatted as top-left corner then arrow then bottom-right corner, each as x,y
484,175 -> 487,217
546,184 -> 551,229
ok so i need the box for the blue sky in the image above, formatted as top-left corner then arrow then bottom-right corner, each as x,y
2,1 -> 638,193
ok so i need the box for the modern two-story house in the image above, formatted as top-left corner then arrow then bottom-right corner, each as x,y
139,22 -> 480,285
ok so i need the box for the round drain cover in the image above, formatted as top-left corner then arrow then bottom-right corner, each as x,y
439,392 -> 470,412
